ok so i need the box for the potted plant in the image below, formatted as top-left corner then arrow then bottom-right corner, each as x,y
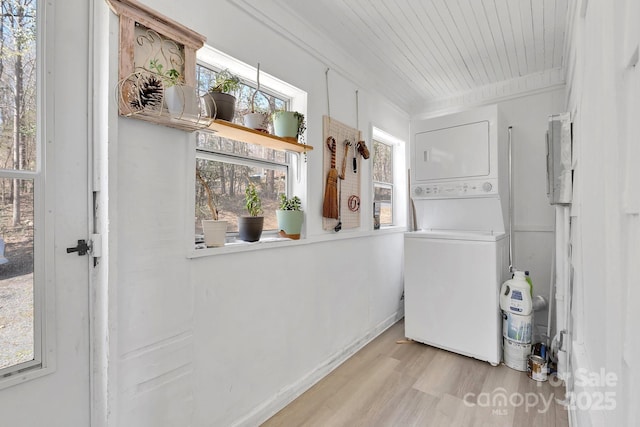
149,59 -> 199,119
203,69 -> 240,121
238,182 -> 264,242
273,110 -> 306,142
243,63 -> 270,132
196,169 -> 227,247
276,194 -> 304,240
243,90 -> 270,132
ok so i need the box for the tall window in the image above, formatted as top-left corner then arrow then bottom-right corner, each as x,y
373,140 -> 394,226
0,0 -> 38,375
194,61 -> 292,241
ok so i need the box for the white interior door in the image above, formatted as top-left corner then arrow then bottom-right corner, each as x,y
0,0 -> 91,425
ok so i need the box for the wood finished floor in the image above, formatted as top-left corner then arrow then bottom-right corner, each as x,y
262,320 -> 569,427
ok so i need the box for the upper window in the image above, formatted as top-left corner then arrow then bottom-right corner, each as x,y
196,65 -> 287,130
373,139 -> 394,226
194,47 -> 306,246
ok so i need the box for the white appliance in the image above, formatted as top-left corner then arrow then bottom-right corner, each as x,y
405,105 -> 510,366
546,112 -> 572,205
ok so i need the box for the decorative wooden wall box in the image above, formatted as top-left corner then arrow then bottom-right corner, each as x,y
107,0 -> 209,131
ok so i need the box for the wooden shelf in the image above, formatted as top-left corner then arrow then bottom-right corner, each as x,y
206,120 -> 313,153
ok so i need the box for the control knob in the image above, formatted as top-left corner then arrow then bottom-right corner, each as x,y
482,182 -> 493,192
414,186 -> 423,196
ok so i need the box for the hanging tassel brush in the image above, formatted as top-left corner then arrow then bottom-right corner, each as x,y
322,137 -> 339,219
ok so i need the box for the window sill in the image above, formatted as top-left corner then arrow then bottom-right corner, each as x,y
0,362 -> 52,391
187,225 -> 406,258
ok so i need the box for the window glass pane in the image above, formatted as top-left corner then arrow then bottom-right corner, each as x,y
0,178 -> 34,370
197,133 -> 286,163
196,64 -> 287,131
374,184 -> 393,225
195,158 -> 286,234
0,2 -> 37,172
373,140 -> 393,184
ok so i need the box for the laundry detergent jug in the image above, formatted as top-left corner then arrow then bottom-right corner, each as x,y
499,271 -> 533,315
500,271 -> 534,370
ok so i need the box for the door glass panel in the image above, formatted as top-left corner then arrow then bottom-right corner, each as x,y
0,0 -> 38,374
0,178 -> 34,369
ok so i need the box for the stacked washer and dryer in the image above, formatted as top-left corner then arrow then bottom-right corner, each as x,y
404,105 -> 510,366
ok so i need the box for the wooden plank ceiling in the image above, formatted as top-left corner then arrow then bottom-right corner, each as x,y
253,0 -> 569,113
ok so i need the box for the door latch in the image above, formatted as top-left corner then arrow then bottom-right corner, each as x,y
66,239 -> 91,256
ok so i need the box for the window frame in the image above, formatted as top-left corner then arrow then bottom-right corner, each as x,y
195,145 -> 291,237
191,46 -> 307,251
371,127 -> 407,230
373,139 -> 395,226
196,61 -> 290,127
0,175 -> 42,380
0,0 -> 53,387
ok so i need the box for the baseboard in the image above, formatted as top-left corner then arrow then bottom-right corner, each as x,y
231,310 -> 404,427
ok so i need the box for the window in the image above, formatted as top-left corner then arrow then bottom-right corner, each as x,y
196,65 -> 287,130
194,47 -> 306,246
371,127 -> 406,229
373,139 -> 394,226
0,0 -> 38,375
195,132 -> 289,235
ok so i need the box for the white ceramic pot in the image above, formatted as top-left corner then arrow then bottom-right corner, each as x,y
243,112 -> 269,132
202,220 -> 228,247
165,85 -> 200,119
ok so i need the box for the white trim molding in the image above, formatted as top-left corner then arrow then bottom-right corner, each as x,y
414,68 -> 566,118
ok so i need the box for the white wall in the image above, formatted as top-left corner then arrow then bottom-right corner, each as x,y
498,90 -> 565,336
101,1 -> 409,426
564,1 -> 640,426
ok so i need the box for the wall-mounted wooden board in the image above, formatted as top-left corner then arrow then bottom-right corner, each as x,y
107,0 -> 208,131
322,116 -> 361,231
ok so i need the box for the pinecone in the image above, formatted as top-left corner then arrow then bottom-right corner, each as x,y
130,74 -> 163,110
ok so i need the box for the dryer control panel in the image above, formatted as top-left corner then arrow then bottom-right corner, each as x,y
411,179 -> 499,199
